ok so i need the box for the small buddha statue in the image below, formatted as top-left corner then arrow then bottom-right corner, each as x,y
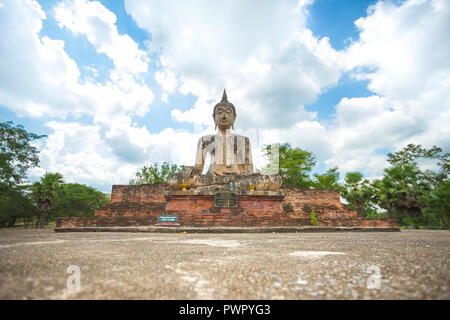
168,90 -> 281,193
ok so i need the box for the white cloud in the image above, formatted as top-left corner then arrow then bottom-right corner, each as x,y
329,0 -> 450,174
54,0 -> 149,76
140,0 -> 449,179
29,120 -> 204,191
33,121 -> 124,190
345,0 -> 450,101
125,0 -> 341,129
2,0 -> 449,191
161,92 -> 169,103
0,0 -> 154,119
155,69 -> 177,93
0,0 -> 159,191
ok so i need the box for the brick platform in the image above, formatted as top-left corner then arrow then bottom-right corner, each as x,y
55,183 -> 398,230
164,193 -> 287,227
54,226 -> 400,233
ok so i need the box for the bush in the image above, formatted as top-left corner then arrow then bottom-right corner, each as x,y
310,207 -> 318,226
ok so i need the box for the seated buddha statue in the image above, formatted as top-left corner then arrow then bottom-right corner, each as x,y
168,90 -> 281,193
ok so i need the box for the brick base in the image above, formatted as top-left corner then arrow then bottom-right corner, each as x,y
164,193 -> 287,227
55,183 -> 398,229
56,216 -> 153,228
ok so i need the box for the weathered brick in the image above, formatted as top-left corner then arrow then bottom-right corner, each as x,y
56,183 -> 397,228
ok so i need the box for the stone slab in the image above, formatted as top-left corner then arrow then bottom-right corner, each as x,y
55,226 -> 400,233
164,189 -> 285,196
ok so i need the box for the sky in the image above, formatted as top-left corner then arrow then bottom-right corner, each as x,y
0,0 -> 449,192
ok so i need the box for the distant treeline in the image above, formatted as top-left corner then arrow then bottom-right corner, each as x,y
0,121 -> 109,228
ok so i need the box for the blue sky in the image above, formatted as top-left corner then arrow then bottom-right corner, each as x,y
0,0 -> 448,192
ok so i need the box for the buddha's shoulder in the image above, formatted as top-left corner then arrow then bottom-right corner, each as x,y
198,134 -> 217,141
231,133 -> 250,141
197,133 -> 250,141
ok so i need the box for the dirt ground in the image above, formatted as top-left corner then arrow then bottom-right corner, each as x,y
0,228 -> 448,299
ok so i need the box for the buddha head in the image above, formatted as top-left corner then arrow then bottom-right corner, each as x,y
213,89 -> 236,130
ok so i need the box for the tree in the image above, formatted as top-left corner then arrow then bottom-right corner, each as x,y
340,172 -> 377,218
263,143 -> 316,188
0,121 -> 46,186
387,143 -> 449,179
129,161 -> 183,185
387,144 -> 443,166
421,180 -> 450,229
373,164 -> 431,228
313,167 -> 340,189
383,143 -> 449,228
52,183 -> 110,218
0,121 -> 45,228
0,183 -> 35,228
31,172 -> 64,228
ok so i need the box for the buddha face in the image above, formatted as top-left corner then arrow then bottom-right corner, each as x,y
214,106 -> 235,130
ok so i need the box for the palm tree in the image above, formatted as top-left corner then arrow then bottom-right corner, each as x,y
31,172 -> 64,228
340,172 -> 375,218
374,164 -> 431,228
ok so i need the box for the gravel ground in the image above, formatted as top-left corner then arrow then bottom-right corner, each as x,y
0,228 -> 448,300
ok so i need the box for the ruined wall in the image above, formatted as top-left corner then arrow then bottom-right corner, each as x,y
281,186 -> 357,219
109,183 -> 167,203
164,194 -> 287,227
95,183 -> 167,218
56,217 -> 153,227
55,183 -> 397,228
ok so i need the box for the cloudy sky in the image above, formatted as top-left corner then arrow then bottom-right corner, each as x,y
1,0 -> 449,192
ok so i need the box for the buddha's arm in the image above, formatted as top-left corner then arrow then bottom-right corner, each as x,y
246,137 -> 254,173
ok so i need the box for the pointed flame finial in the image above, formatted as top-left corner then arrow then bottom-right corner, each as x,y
221,89 -> 228,102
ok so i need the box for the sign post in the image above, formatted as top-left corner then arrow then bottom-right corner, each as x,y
155,214 -> 180,226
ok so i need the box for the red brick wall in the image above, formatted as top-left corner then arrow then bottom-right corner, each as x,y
78,183 -> 397,228
319,218 -> 398,228
56,213 -> 397,229
281,186 -> 357,218
95,202 -> 165,217
96,183 -> 167,217
164,194 -> 287,227
110,183 -> 167,203
56,217 -> 154,228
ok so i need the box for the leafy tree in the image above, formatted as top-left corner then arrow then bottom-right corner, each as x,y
0,121 -> 46,186
263,143 -> 316,188
0,121 -> 45,227
340,172 -> 377,218
384,144 -> 449,228
31,172 -> 64,228
373,164 -> 431,228
387,144 -> 442,166
313,167 -> 340,189
129,161 -> 183,185
0,183 -> 35,227
52,183 -> 110,218
387,143 -> 449,178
